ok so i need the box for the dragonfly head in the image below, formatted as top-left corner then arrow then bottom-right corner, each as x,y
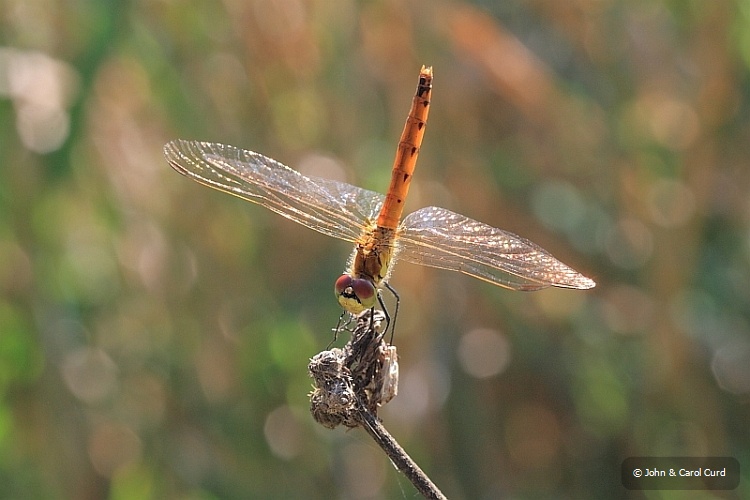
335,274 -> 376,314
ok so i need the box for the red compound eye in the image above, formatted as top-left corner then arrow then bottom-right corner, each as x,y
351,279 -> 375,301
334,274 -> 352,295
334,274 -> 377,312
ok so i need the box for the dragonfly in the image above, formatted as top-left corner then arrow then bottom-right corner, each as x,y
164,66 -> 595,338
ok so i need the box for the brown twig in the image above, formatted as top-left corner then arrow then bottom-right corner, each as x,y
308,310 -> 447,500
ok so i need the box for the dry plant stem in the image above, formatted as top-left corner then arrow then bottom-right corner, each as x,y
355,396 -> 447,500
308,310 -> 446,499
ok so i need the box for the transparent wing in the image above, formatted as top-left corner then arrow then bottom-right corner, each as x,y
164,140 -> 384,242
397,206 -> 595,290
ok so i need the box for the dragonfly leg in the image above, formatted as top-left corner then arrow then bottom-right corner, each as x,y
381,282 -> 400,344
375,292 -> 389,343
329,311 -> 354,348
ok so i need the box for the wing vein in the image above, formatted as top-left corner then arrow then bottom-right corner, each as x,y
397,207 -> 595,290
164,140 -> 385,243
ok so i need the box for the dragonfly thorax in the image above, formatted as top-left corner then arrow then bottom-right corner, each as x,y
335,274 -> 377,314
352,225 -> 397,286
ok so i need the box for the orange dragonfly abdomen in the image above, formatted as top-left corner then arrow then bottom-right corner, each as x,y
376,66 -> 433,230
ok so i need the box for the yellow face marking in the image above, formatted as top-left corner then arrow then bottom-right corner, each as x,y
335,274 -> 376,314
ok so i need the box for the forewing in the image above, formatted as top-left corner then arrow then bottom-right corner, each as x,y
398,206 -> 595,290
164,140 -> 384,242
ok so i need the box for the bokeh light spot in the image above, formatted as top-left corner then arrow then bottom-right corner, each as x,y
646,178 -> 696,227
531,180 -> 586,234
0,48 -> 79,153
88,422 -> 142,477
604,217 -> 653,269
711,339 -> 750,395
264,405 -> 303,460
61,347 -> 118,404
457,328 -> 511,379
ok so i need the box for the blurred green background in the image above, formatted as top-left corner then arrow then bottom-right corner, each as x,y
1,0 -> 749,498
